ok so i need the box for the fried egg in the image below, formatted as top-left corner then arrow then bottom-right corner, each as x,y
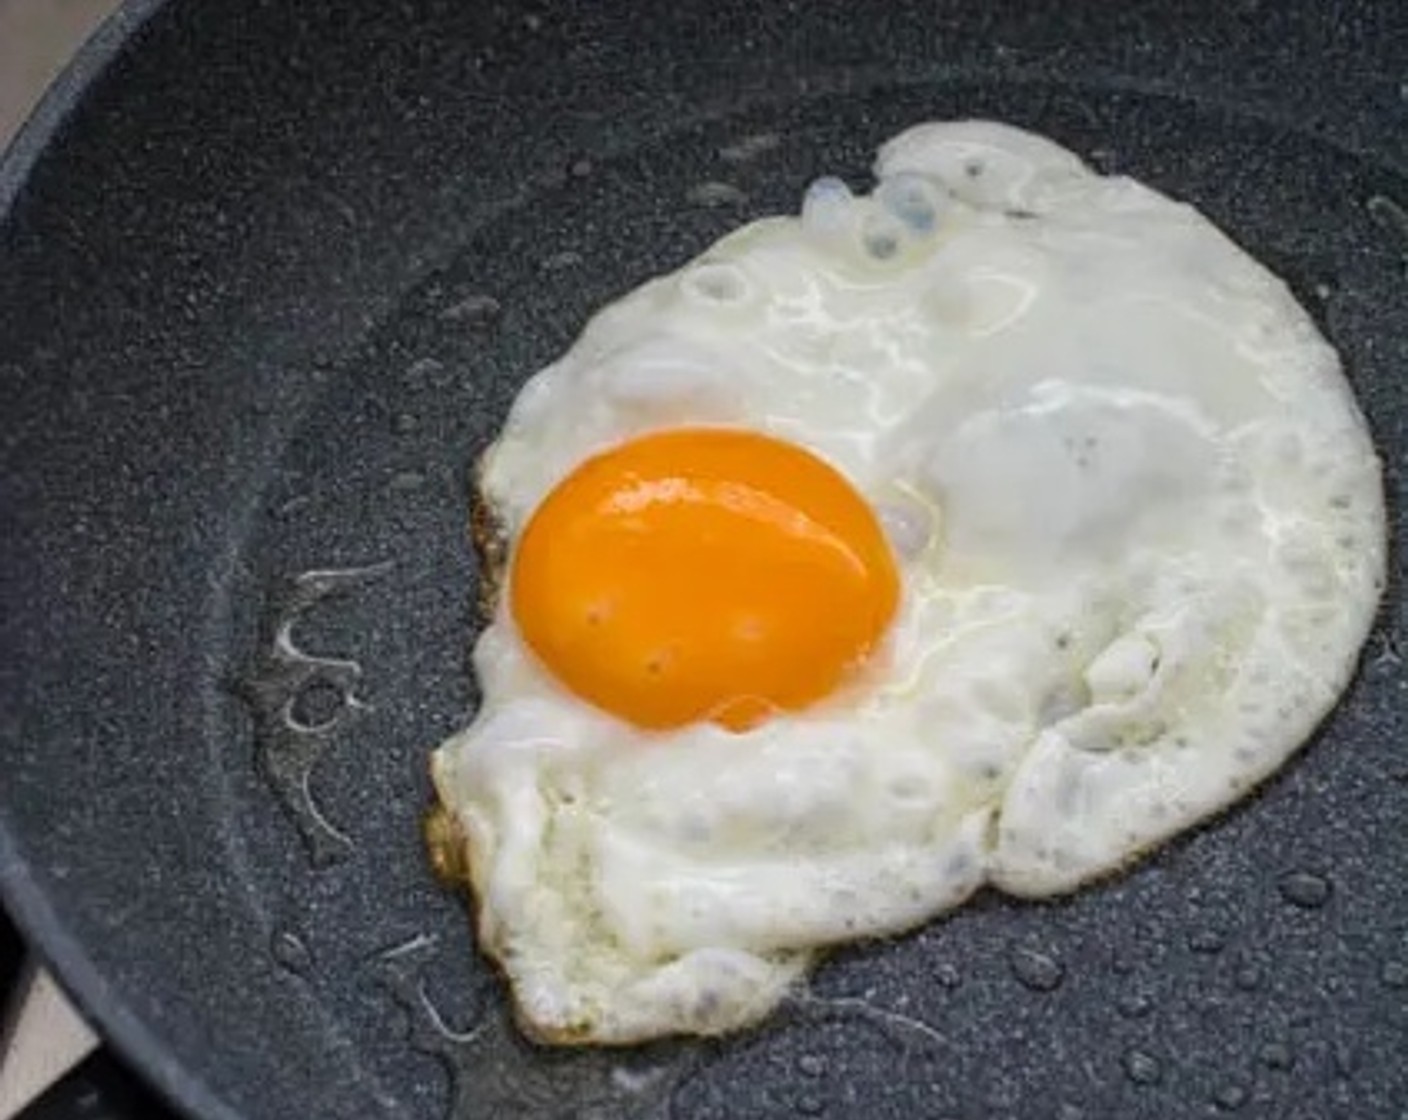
428,121 -> 1386,1044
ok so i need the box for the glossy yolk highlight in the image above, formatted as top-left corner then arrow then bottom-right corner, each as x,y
510,428 -> 900,731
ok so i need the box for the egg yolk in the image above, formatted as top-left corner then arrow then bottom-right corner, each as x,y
510,428 -> 900,731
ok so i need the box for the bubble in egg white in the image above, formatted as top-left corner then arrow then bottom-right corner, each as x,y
876,172 -> 944,233
680,262 -> 751,306
876,497 -> 935,560
593,341 -> 733,413
434,120 -> 1385,1045
800,175 -> 855,240
860,211 -> 904,261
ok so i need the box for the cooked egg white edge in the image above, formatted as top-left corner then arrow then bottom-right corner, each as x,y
431,118 -> 1386,1043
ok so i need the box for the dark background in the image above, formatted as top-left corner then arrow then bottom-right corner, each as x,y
2,907 -> 171,1118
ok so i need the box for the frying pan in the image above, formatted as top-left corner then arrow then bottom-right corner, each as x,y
2,1 -> 1405,1118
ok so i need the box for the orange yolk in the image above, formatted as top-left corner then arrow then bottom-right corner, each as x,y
510,428 -> 900,731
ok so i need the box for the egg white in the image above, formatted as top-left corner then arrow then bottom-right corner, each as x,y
430,120 -> 1386,1043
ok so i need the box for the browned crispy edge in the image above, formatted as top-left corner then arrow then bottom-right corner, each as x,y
422,458 -> 1372,1046
423,463 -> 603,1045
469,471 -> 508,620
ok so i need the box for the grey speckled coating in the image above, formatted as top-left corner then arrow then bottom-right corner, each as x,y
1,2 -> 1406,1119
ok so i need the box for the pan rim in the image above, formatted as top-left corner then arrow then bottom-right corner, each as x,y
0,0 -> 160,214
0,5 -> 251,1119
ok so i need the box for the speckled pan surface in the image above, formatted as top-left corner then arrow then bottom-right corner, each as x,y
1,2 -> 1405,1118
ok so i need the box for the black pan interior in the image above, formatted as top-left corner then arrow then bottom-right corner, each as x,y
1,2 -> 1406,1119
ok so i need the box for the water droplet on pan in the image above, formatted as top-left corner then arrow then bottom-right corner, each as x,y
272,930 -> 313,975
1009,945 -> 1065,991
439,292 -> 502,328
1259,1040 -> 1295,1070
1116,991 -> 1154,1019
239,562 -> 393,867
687,181 -> 748,208
1381,960 -> 1408,988
797,1054 -> 825,1078
1279,870 -> 1332,909
1212,1083 -> 1249,1111
1122,1048 -> 1163,1086
1234,958 -> 1264,991
275,494 -> 312,519
1366,194 -> 1408,254
288,678 -> 346,732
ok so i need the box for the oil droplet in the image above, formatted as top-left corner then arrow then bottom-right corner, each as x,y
541,250 -> 584,273
1122,1048 -> 1163,1086
275,494 -> 312,519
568,157 -> 594,179
439,292 -> 502,328
1374,632 -> 1404,670
860,209 -> 903,260
795,1094 -> 825,1116
935,962 -> 962,990
687,181 -> 748,208
719,133 -> 781,163
1233,957 -> 1264,991
271,930 -> 312,975
1212,1083 -> 1248,1111
406,356 -> 453,389
389,470 -> 427,492
610,1065 -> 674,1095
1116,991 -> 1154,1020
375,934 -> 698,1120
1381,960 -> 1408,988
1009,945 -> 1065,992
1366,194 -> 1408,254
1089,148 -> 1121,174
797,1054 -> 825,1078
1279,870 -> 1332,909
392,412 -> 419,434
1188,928 -> 1226,954
289,678 -> 345,731
239,562 -> 393,867
1259,1040 -> 1295,1070
782,993 -> 947,1053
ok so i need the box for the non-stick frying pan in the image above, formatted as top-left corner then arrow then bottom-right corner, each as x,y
2,2 -> 1405,1118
